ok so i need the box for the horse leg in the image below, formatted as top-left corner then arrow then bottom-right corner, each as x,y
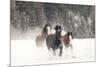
47,47 -> 50,51
46,44 -> 51,51
52,48 -> 56,56
70,44 -> 75,58
59,45 -> 63,56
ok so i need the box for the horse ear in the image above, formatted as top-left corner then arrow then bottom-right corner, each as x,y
59,26 -> 61,29
54,25 -> 57,30
54,27 -> 56,30
54,25 -> 61,30
45,24 -> 48,27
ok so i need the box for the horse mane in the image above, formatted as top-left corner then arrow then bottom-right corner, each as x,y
41,24 -> 50,37
66,32 -> 73,39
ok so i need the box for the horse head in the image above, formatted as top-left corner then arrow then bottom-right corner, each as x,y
54,25 -> 62,39
42,24 -> 51,37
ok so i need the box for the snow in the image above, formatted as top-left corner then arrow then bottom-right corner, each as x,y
11,38 -> 95,66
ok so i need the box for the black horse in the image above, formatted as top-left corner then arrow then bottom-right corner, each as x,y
46,25 -> 63,56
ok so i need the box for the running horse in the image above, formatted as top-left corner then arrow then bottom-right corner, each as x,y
46,25 -> 63,56
61,32 -> 75,57
62,32 -> 73,47
35,24 -> 51,47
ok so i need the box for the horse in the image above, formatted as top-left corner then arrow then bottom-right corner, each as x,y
62,32 -> 73,47
35,24 -> 51,47
46,25 -> 63,56
61,32 -> 75,57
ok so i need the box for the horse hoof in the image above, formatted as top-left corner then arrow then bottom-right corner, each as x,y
59,54 -> 62,57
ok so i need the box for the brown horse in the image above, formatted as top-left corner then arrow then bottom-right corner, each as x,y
35,24 -> 51,47
62,32 -> 73,47
61,32 -> 75,57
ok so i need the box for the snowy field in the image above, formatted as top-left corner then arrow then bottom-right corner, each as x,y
11,38 -> 95,66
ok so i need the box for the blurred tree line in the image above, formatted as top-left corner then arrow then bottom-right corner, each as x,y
10,0 -> 95,38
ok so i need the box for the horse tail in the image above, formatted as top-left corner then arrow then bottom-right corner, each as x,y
35,35 -> 44,47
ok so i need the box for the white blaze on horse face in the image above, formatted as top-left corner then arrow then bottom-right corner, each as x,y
47,26 -> 51,35
57,29 -> 61,32
69,35 -> 73,45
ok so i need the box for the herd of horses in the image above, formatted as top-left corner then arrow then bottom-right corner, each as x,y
35,24 -> 74,57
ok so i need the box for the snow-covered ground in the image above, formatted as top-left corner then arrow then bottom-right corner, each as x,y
11,38 -> 95,66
